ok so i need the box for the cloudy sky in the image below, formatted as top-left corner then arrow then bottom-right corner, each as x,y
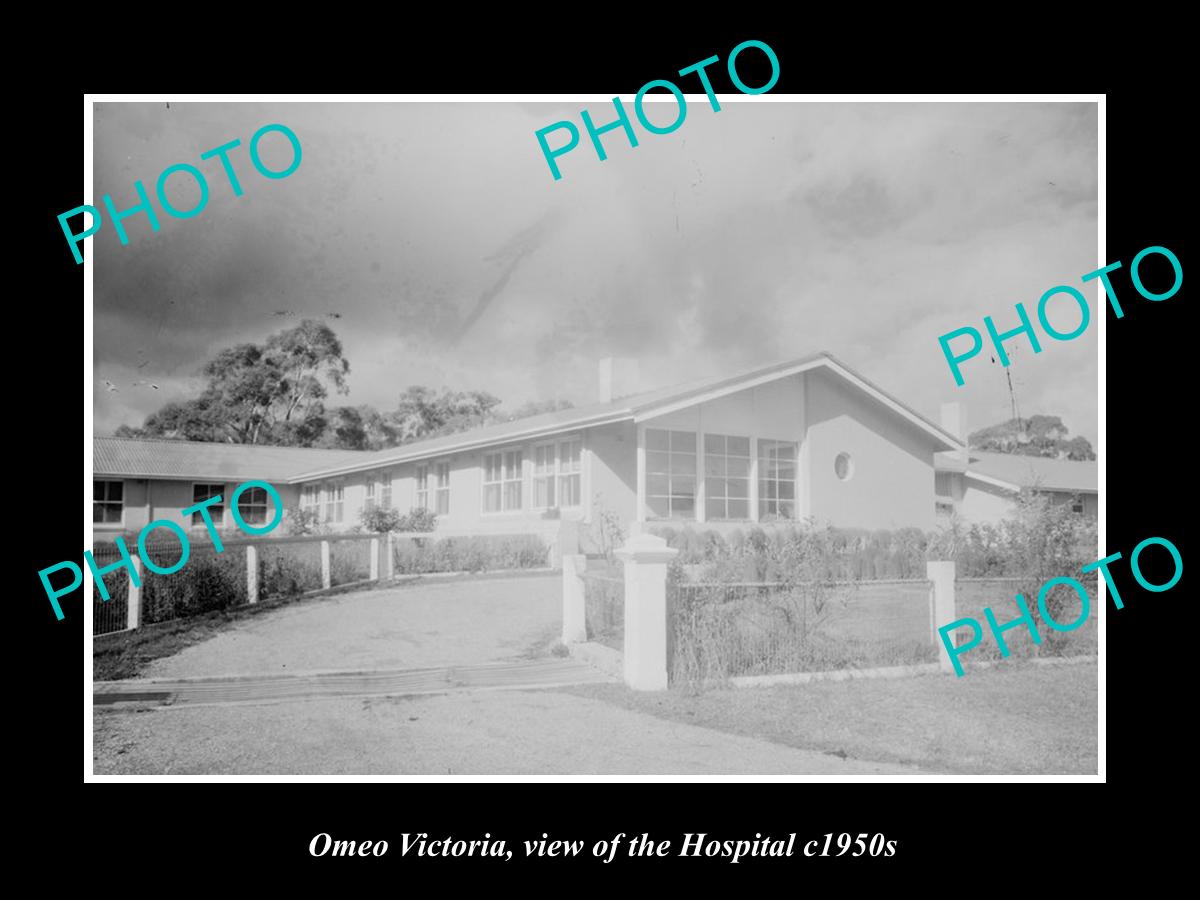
92,100 -> 1098,445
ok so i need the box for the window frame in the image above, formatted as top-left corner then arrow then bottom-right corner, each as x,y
757,438 -> 799,521
323,481 -> 345,524
645,428 -> 698,521
415,464 -> 430,511
482,448 -> 524,515
557,436 -> 583,509
531,440 -> 557,511
364,473 -> 377,513
235,484 -> 271,527
93,479 -> 125,527
434,461 -> 451,516
380,471 -> 393,511
190,482 -> 225,529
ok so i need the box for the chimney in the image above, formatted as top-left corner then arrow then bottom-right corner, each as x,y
940,402 -> 968,461
598,357 -> 640,403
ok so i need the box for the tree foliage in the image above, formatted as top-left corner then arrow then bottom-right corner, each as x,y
968,414 -> 1095,461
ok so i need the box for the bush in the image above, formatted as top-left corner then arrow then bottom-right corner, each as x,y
391,534 -> 548,574
396,507 -> 438,532
283,507 -> 325,536
360,506 -> 404,533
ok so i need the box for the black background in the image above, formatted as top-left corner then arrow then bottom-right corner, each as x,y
14,22 -> 1185,886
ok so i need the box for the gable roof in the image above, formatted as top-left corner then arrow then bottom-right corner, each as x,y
287,351 -> 964,481
936,449 -> 1098,494
93,436 -> 362,482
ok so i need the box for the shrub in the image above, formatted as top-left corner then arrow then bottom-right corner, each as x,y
396,507 -> 438,533
391,534 -> 548,574
360,506 -> 404,533
283,507 -> 325,536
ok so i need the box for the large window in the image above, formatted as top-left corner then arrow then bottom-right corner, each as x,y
435,462 -> 451,515
483,449 -> 522,513
323,482 -> 344,523
758,440 -> 797,519
380,472 -> 393,510
558,438 -> 582,508
237,486 -> 270,526
416,465 -> 429,510
93,480 -> 124,524
646,429 -> 696,520
191,483 -> 224,527
704,434 -> 750,520
301,484 -> 319,516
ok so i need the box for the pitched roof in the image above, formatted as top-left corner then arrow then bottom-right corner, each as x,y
93,436 -> 363,481
288,351 -> 964,481
936,449 -> 1098,493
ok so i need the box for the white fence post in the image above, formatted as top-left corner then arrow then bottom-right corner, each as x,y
246,543 -> 259,604
370,537 -> 380,581
320,540 -> 332,590
927,560 -> 957,673
127,556 -> 142,631
615,532 -> 678,690
561,554 -> 587,644
384,532 -> 395,580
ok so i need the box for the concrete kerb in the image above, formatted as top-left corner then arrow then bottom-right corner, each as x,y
730,654 -> 1097,689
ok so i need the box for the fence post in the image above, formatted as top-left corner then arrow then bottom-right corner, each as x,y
614,532 -> 678,690
370,537 -> 380,581
321,540 -> 332,590
927,560 -> 957,673
561,554 -> 587,644
126,556 -> 142,630
384,532 -> 395,580
246,543 -> 259,604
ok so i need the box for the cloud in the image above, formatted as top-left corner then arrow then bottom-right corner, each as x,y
93,100 -> 1098,445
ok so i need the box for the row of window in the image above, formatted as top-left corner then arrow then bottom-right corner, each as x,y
92,481 -> 272,526
645,428 -> 798,522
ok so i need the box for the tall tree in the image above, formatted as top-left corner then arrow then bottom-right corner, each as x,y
128,319 -> 350,446
968,414 -> 1096,461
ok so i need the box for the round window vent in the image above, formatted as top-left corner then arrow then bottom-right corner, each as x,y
834,452 -> 854,481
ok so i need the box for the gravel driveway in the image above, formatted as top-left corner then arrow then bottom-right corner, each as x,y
142,573 -> 562,680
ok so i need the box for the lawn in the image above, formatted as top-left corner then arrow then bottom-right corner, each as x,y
562,660 -> 1097,775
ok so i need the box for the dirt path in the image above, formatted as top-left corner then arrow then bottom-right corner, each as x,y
94,687 -> 916,775
142,574 -> 561,680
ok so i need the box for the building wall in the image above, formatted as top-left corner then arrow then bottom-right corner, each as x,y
958,480 -> 1016,525
803,368 -> 937,530
93,477 -> 296,540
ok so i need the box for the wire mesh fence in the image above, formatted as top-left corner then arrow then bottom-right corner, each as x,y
257,539 -> 324,601
91,543 -> 131,636
580,559 -> 624,651
668,578 -> 937,685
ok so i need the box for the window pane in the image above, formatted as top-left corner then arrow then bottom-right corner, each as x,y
728,499 -> 749,519
561,474 -> 580,506
672,452 -> 696,475
727,477 -> 748,498
704,456 -> 724,476
779,500 -> 795,518
704,433 -> 724,454
727,436 -> 750,456
777,462 -> 796,480
94,482 -> 105,501
648,495 -> 670,518
111,482 -> 122,501
776,444 -> 796,462
646,451 -> 671,474
647,473 -> 669,496
671,475 -> 694,498
726,457 -> 751,478
671,431 -> 696,452
706,477 -> 726,499
92,505 -> 104,523
646,429 -> 670,451
705,498 -> 726,520
504,482 -> 522,510
761,480 -> 777,500
673,497 -> 695,518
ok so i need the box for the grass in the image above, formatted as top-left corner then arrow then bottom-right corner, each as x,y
561,660 -> 1097,775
